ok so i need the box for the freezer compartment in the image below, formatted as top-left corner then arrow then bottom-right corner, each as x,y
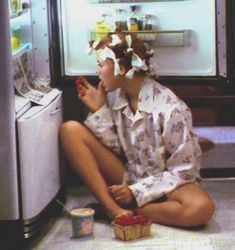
17,93 -> 63,220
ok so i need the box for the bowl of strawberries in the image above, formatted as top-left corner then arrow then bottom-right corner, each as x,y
112,215 -> 152,241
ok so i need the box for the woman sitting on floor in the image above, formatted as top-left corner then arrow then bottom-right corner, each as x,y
59,32 -> 214,227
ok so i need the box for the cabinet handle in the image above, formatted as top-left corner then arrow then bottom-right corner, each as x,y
50,107 -> 61,116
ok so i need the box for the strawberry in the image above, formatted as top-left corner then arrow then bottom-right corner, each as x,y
115,215 -> 149,226
75,76 -> 85,88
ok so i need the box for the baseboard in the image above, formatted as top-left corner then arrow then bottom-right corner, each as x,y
200,168 -> 235,178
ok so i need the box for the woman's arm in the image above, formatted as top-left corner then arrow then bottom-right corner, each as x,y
76,76 -> 106,112
84,104 -> 122,154
76,77 -> 121,154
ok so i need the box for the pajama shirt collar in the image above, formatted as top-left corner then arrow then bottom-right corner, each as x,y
112,78 -> 156,114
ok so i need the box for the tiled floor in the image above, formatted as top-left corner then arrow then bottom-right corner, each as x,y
26,179 -> 235,250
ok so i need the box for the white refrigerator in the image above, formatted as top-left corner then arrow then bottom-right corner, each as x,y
0,0 -> 63,242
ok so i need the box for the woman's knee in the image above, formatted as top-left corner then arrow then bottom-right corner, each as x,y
186,196 -> 215,226
197,196 -> 215,223
60,120 -> 82,136
59,120 -> 99,150
170,183 -> 215,226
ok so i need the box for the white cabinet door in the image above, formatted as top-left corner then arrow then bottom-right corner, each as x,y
17,93 -> 63,220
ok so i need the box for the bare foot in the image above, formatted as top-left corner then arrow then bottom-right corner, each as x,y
86,203 -> 133,221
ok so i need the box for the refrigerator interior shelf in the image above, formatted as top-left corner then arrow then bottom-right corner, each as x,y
90,30 -> 190,47
10,9 -> 29,20
12,43 -> 31,60
155,29 -> 190,47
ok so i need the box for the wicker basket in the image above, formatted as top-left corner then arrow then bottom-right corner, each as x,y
112,217 -> 152,241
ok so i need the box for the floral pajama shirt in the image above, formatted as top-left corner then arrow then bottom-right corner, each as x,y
84,77 -> 202,207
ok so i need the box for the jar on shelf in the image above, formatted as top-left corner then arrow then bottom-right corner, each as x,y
113,9 -> 127,31
22,2 -> 30,10
142,14 -> 153,30
127,6 -> 141,32
95,14 -> 112,39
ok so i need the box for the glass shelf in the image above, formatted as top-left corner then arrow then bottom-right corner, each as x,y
10,9 -> 29,19
90,30 -> 190,47
12,43 -> 31,60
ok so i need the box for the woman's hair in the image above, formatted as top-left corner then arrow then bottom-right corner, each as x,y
89,32 -> 157,79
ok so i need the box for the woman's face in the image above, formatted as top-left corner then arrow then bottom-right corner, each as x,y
97,58 -> 120,92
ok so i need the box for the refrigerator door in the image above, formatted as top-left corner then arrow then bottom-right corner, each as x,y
0,0 -> 19,220
17,93 -> 63,220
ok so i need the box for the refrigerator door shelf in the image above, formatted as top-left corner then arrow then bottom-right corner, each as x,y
17,92 -> 63,220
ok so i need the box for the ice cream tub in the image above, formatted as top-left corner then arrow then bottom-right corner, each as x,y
70,208 -> 95,238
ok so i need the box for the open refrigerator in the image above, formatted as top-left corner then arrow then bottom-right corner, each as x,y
0,0 -> 64,241
0,0 -> 228,243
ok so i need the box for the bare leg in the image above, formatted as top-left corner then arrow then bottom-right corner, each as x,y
59,121 -> 133,220
135,183 -> 215,227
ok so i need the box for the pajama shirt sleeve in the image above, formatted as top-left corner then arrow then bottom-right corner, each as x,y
129,108 -> 201,207
84,104 -> 122,155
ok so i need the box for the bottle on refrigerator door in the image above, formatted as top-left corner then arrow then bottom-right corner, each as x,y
142,14 -> 153,30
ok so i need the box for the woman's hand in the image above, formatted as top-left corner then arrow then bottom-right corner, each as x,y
76,76 -> 106,112
109,184 -> 136,207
